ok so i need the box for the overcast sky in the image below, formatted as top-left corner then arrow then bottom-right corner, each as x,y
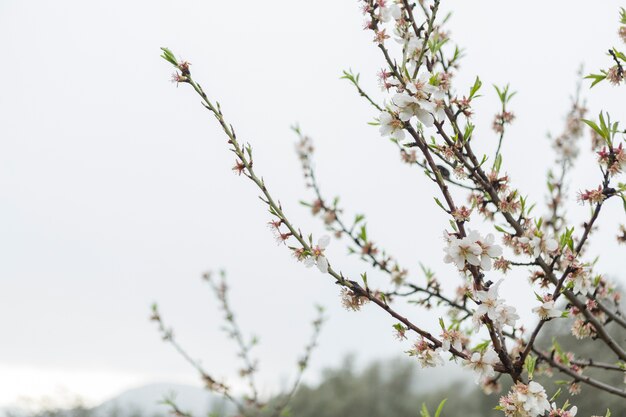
1,0 -> 625,410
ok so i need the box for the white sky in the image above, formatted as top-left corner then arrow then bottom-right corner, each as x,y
1,0 -> 625,410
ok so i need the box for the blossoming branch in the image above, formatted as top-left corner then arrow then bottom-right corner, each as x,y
160,2 -> 626,416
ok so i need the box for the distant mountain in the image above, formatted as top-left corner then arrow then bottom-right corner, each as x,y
93,383 -> 233,417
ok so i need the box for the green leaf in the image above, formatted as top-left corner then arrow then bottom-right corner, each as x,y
358,225 -> 368,241
582,118 -> 604,138
160,47 -> 178,66
434,197 -> 446,211
472,340 -> 490,352
584,72 -> 606,88
494,153 -> 503,172
464,123 -> 475,141
549,388 -> 562,402
469,76 -> 482,99
493,84 -> 516,104
494,225 -> 511,234
524,355 -> 537,380
434,399 -> 447,417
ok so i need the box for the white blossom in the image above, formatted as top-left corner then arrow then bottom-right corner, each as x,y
405,34 -> 423,59
474,280 -> 503,320
304,235 -> 330,273
379,111 -> 405,140
429,89 -> 447,122
499,381 -> 551,417
441,328 -> 463,352
569,271 -> 592,296
474,280 -> 519,329
492,303 -> 520,328
533,299 -> 561,320
391,91 -> 434,126
378,1 -> 402,22
519,234 -> 558,258
468,229 -> 503,270
417,347 -> 445,368
464,348 -> 499,383
391,72 -> 439,127
443,234 -> 482,269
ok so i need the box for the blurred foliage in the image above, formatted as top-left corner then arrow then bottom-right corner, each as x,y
7,315 -> 626,417
268,356 -> 500,417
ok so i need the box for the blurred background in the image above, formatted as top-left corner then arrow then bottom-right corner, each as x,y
1,1 -> 624,416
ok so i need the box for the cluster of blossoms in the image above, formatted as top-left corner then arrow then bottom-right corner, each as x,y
498,381 -> 551,417
576,185 -> 607,205
569,299 -> 609,340
440,327 -> 467,352
472,279 -> 519,330
443,229 -> 503,271
340,287 -> 369,311
378,70 -> 447,144
606,63 -> 624,86
597,142 -> 626,175
492,110 -> 515,134
468,171 -> 523,220
362,1 -> 452,140
513,231 -> 559,259
408,338 -> 445,368
559,249 -> 593,296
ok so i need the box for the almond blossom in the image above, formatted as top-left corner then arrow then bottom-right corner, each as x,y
408,338 -> 445,368
468,229 -> 503,270
443,233 -> 482,269
440,328 -> 464,352
391,72 -> 438,127
304,235 -> 330,273
391,91 -> 435,126
568,270 -> 592,296
473,280 -> 519,329
518,234 -> 559,258
464,347 -> 499,383
379,111 -> 406,140
533,297 -> 562,320
377,0 -> 402,22
499,381 -> 551,417
417,347 -> 445,368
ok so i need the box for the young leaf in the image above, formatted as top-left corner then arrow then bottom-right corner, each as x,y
160,47 -> 178,66
434,399 -> 447,417
469,76 -> 482,99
